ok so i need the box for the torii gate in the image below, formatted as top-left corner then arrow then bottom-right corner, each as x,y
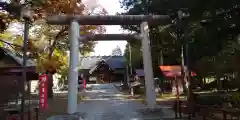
47,15 -> 170,114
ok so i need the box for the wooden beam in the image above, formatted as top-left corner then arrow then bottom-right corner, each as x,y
81,34 -> 140,41
46,15 -> 170,25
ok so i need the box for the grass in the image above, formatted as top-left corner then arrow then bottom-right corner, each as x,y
131,93 -> 186,105
78,96 -> 88,100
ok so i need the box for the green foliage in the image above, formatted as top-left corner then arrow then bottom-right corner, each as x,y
231,92 -> 240,108
0,41 -> 4,47
124,43 -> 143,69
196,94 -> 227,105
53,49 -> 68,86
0,0 -> 106,99
121,0 -> 240,85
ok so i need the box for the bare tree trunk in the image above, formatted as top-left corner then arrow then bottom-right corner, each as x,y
198,76 -> 203,87
236,71 -> 240,90
47,27 -> 68,98
47,74 -> 54,98
181,45 -> 187,94
48,27 -> 68,58
216,74 -> 221,91
203,77 -> 206,85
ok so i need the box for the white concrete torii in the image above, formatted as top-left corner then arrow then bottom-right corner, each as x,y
46,15 -> 170,114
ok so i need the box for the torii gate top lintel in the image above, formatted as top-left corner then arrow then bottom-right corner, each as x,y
46,15 -> 170,25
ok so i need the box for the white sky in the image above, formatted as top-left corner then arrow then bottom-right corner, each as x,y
91,0 -> 128,56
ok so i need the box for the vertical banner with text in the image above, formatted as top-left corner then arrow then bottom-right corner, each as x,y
39,74 -> 48,110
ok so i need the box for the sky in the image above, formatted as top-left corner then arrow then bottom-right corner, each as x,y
89,0 -> 128,56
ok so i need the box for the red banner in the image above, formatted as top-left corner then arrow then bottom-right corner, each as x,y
83,79 -> 86,89
39,74 -> 48,110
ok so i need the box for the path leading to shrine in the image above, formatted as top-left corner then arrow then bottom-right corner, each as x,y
77,84 -> 175,120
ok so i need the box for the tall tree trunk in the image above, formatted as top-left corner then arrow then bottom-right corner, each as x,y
122,66 -> 129,90
203,77 -> 206,85
181,45 -> 187,94
47,26 -> 68,98
216,74 -> 221,91
198,76 -> 203,87
236,71 -> 240,90
47,74 -> 54,98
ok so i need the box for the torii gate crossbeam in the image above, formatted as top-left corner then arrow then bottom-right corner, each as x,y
47,15 -> 170,114
47,15 -> 170,25
81,34 -> 140,41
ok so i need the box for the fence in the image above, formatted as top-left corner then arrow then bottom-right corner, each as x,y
5,107 -> 39,120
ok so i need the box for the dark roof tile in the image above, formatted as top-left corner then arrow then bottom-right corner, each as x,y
80,56 -> 125,69
0,48 -> 35,66
136,69 -> 145,77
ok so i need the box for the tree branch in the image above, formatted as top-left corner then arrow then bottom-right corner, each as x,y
48,26 -> 68,58
0,39 -> 22,48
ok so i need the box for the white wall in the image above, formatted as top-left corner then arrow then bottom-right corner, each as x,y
30,74 -> 61,93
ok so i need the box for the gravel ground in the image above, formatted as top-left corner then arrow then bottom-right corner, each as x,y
77,84 -> 175,120
40,84 -> 176,120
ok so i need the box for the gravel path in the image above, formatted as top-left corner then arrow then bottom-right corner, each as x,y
77,84 -> 175,120
77,84 -> 145,120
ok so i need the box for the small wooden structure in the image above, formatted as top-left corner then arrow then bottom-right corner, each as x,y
159,65 -> 197,93
90,60 -> 113,83
135,69 -> 146,86
0,48 -> 38,118
80,56 -> 126,84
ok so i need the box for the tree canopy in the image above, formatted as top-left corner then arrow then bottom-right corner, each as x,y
0,0 -> 106,97
121,0 -> 240,89
111,45 -> 123,56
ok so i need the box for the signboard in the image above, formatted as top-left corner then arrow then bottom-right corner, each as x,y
83,79 -> 86,89
89,77 -> 96,81
130,81 -> 141,87
39,74 -> 48,109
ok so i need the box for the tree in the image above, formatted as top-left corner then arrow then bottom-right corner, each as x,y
111,45 -> 123,56
0,0 -> 107,98
120,0 -> 240,90
33,0 -> 106,98
121,0 -> 240,67
124,42 -> 143,69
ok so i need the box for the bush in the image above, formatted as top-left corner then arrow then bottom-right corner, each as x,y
196,93 -> 230,105
134,86 -> 145,94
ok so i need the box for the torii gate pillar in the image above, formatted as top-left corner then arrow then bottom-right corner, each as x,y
140,22 -> 156,109
68,20 -> 80,114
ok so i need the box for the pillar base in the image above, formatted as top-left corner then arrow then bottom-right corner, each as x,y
47,113 -> 84,120
139,107 -> 164,119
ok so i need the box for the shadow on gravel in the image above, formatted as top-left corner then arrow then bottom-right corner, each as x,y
31,93 -> 68,120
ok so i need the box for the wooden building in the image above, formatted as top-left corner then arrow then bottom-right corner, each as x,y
0,47 -> 38,115
0,48 -> 37,79
80,56 -> 126,84
159,65 -> 197,94
135,66 -> 197,94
